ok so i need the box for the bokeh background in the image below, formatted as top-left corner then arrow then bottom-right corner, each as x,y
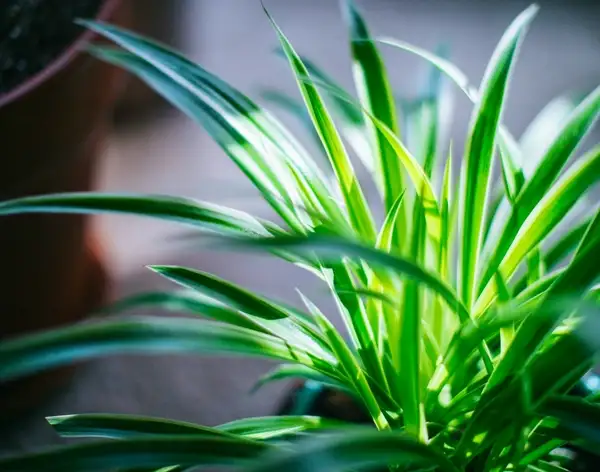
100,0 -> 600,277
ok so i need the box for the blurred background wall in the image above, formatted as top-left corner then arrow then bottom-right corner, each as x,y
98,0 -> 600,277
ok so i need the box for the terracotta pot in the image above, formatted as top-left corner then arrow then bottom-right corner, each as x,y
0,0 -> 127,416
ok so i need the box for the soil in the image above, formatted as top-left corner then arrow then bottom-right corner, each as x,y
0,0 -> 103,95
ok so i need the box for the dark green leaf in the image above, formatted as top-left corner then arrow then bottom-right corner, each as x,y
540,396 -> 600,445
149,266 -> 289,321
244,428 -> 460,472
0,435 -> 269,471
48,414 -> 229,440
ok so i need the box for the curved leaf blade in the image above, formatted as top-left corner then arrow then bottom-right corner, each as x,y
48,414 -> 227,440
376,37 -> 525,201
48,413 -> 344,442
251,363 -> 352,394
343,0 -> 408,247
475,145 -> 600,313
223,233 -> 469,322
245,428 -> 460,472
0,435 -> 269,472
83,21 -> 347,232
540,396 -> 600,445
520,93 -> 581,176
0,193 -> 270,236
0,316 -> 337,382
218,415 -> 348,440
101,290 -> 271,334
458,4 -> 538,308
517,85 -> 600,207
90,46 -> 308,232
265,7 -> 376,241
149,265 -> 289,321
478,85 -> 600,296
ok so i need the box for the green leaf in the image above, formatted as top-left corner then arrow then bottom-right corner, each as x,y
224,233 -> 469,322
512,215 -> 592,295
544,218 -> 592,269
342,0 -> 408,249
223,231 -> 498,379
376,37 -> 525,199
323,265 -> 391,403
518,214 -> 600,405
475,144 -> 600,314
90,32 -> 328,208
517,84 -> 600,206
526,247 -> 543,286
280,52 -> 373,174
514,269 -> 564,305
458,4 -> 538,309
303,73 -> 443,244
260,89 -> 328,166
289,51 -> 364,127
285,63 -> 442,246
405,44 -> 449,183
495,271 -> 515,354
528,462 -> 571,472
483,186 -> 506,246
102,289 -> 332,357
218,415 -> 348,440
48,413 -> 343,442
429,299 -> 546,394
478,85 -> 600,297
0,435 -> 270,472
539,396 -> 600,445
433,151 -> 454,347
244,428 -> 460,472
265,7 -> 376,241
548,208 -> 600,296
375,191 -> 405,254
520,93 -> 580,176
48,414 -> 231,440
399,194 -> 428,440
0,193 -> 271,236
89,45 -> 308,232
0,316 -> 338,383
251,363 -> 352,394
376,38 -> 471,97
85,22 -> 349,234
299,293 -> 390,431
457,296 -> 600,459
149,266 -> 289,321
101,291 -> 271,334
497,130 -> 526,202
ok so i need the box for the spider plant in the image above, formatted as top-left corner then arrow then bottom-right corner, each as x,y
0,1 -> 599,471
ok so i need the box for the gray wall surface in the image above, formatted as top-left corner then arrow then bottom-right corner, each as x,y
100,0 -> 599,274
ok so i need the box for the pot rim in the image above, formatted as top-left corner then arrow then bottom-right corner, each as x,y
0,0 -> 121,109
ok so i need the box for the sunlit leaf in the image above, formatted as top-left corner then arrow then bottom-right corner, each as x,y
458,5 -> 538,309
265,7 -> 376,241
343,0 -> 408,249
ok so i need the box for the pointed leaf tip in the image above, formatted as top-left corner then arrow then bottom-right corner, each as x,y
341,0 -> 368,40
